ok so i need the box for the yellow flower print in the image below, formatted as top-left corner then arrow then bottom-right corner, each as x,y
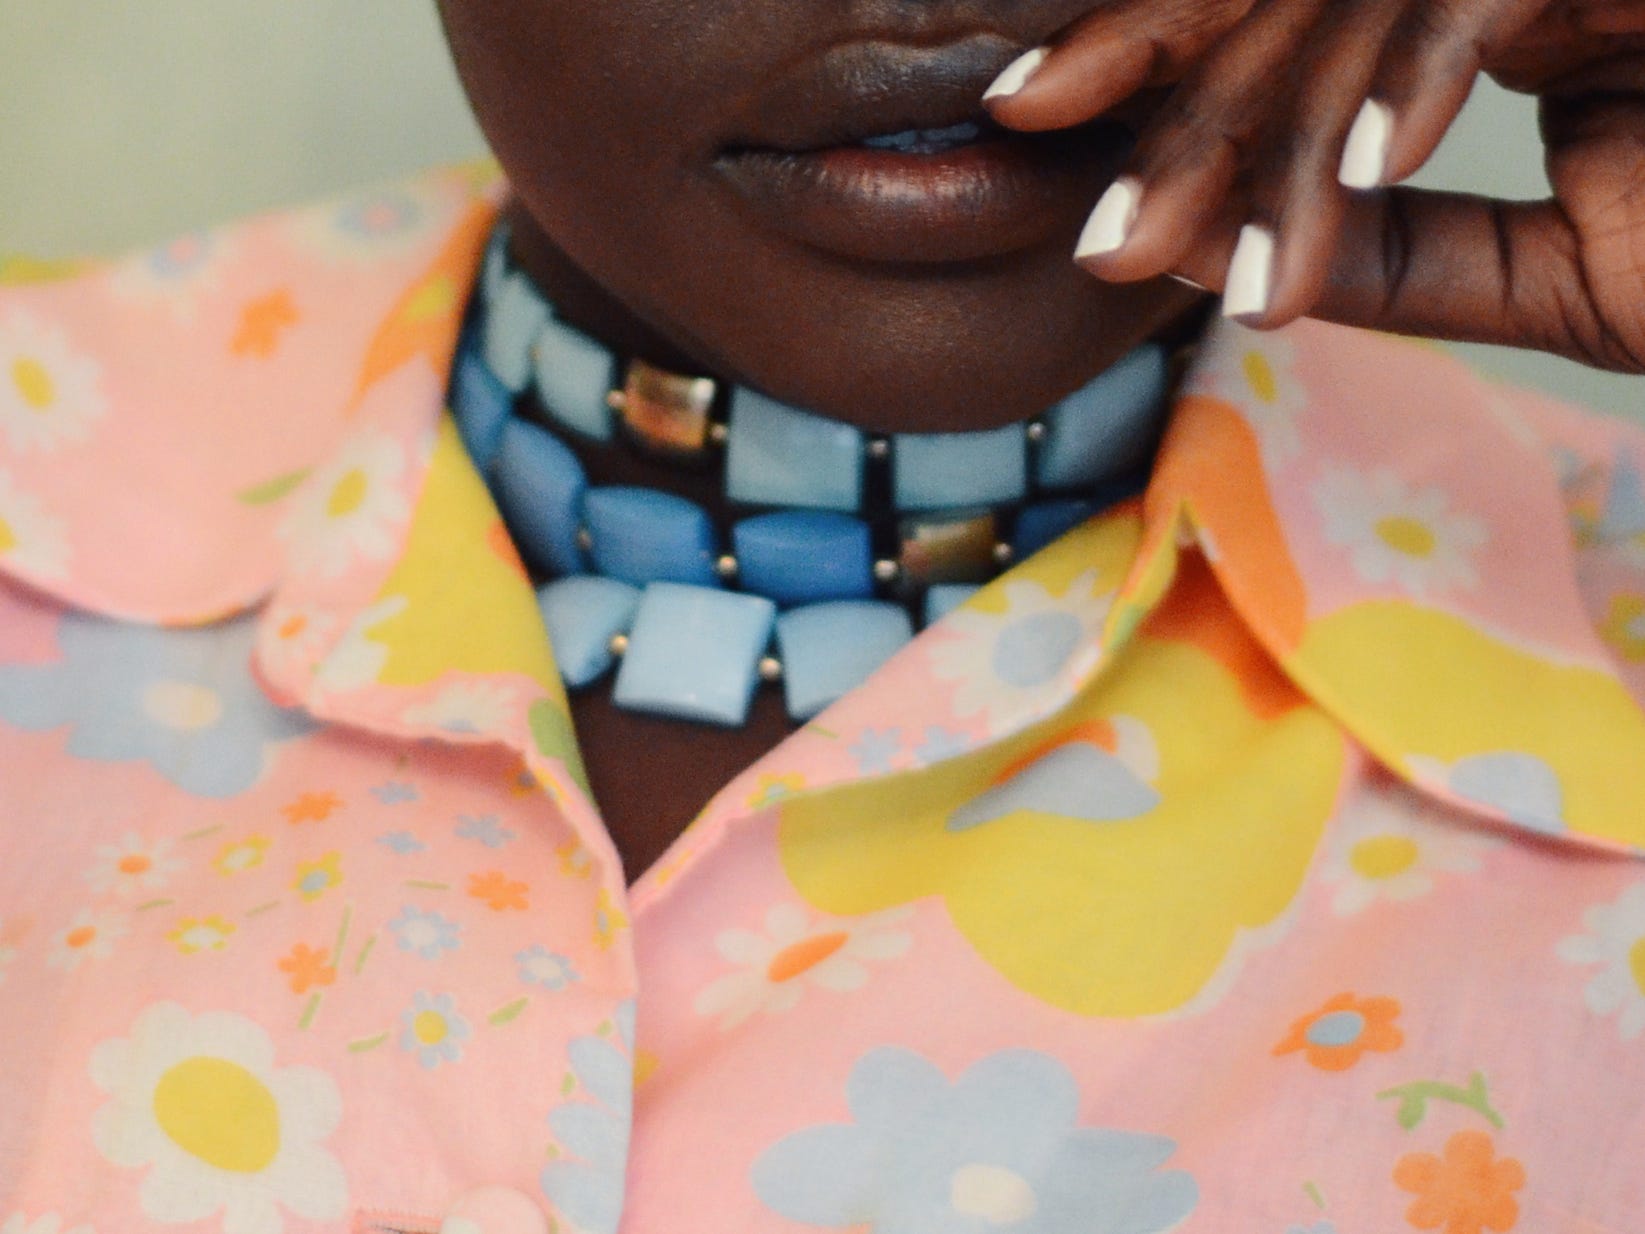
557,840 -> 593,880
1601,594 -> 1645,662
213,834 -> 271,877
749,772 -> 807,811
168,916 -> 236,955
89,1002 -> 347,1230
293,852 -> 343,902
594,888 -> 629,951
779,632 -> 1344,1018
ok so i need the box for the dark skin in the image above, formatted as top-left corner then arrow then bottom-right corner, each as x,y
437,0 -> 1645,878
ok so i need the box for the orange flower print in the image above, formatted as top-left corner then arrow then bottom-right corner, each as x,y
277,942 -> 337,994
1394,1130 -> 1524,1234
283,791 -> 344,824
231,289 -> 300,358
468,870 -> 529,912
1273,992 -> 1404,1071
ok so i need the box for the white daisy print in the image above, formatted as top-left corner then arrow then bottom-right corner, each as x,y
401,678 -> 520,737
1184,323 -> 1303,467
1314,465 -> 1488,597
311,596 -> 408,699
694,904 -> 913,1030
256,604 -> 338,691
0,467 -> 68,580
278,431 -> 410,580
1558,883 -> 1645,1040
47,908 -> 129,971
90,1002 -> 347,1234
85,833 -> 183,897
1323,786 -> 1498,917
1,1213 -> 97,1234
0,309 -> 106,453
928,569 -> 1112,734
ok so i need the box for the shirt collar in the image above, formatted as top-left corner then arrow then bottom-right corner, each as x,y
3,164 -> 1643,883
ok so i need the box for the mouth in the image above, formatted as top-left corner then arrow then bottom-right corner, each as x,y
711,35 -> 1141,264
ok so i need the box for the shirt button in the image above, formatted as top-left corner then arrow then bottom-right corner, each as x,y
439,1185 -> 550,1234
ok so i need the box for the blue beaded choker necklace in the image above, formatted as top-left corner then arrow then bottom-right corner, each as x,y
449,226 -> 1175,728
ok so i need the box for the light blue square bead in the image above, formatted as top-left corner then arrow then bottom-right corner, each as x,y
732,511 -> 873,606
893,424 -> 1026,511
583,487 -> 719,588
532,316 -> 616,442
726,389 -> 864,510
537,576 -> 641,688
776,600 -> 913,721
1036,343 -> 1169,490
614,584 -> 776,725
924,584 -> 981,626
492,420 -> 589,577
450,348 -> 514,473
483,272 -> 551,392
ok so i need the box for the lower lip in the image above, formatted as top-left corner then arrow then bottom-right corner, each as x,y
713,124 -> 1134,264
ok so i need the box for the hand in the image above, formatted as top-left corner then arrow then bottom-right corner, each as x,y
985,0 -> 1645,372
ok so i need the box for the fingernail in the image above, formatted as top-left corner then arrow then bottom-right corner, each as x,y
1222,224 -> 1274,319
1339,99 -> 1393,190
1075,178 -> 1140,260
1169,273 -> 1209,293
983,47 -> 1048,101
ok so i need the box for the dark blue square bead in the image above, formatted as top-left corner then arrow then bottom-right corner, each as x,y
1013,499 -> 1098,560
582,486 -> 719,589
450,349 -> 515,473
491,419 -> 589,577
732,511 -> 873,607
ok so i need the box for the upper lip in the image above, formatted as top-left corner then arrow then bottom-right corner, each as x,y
719,33 -> 1021,154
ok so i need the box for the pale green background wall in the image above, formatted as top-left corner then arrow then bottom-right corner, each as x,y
2,2 -> 1639,418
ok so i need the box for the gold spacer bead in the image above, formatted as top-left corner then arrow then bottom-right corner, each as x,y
716,554 -> 740,580
758,656 -> 784,682
708,422 -> 730,446
576,527 -> 595,553
873,559 -> 900,584
1025,420 -> 1048,443
608,632 -> 630,656
866,437 -> 892,462
605,390 -> 628,411
992,541 -> 1015,566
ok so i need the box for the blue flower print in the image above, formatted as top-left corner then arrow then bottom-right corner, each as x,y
915,726 -> 971,765
0,612 -> 311,798
376,830 -> 426,855
455,813 -> 516,848
371,780 -> 419,804
398,992 -> 471,1068
849,727 -> 904,775
752,1047 -> 1198,1234
389,906 -> 462,960
517,945 -> 579,990
1286,1223 -> 1336,1234
541,1002 -> 637,1234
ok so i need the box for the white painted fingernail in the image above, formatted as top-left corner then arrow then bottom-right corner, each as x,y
1339,99 -> 1393,190
1075,178 -> 1140,259
984,48 -> 1049,101
1222,224 -> 1274,319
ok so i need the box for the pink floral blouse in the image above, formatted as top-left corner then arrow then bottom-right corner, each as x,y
1,164 -> 1644,1234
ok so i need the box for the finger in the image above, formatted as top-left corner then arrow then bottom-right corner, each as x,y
1353,0 -> 1554,189
984,0 -> 1253,132
1293,182 -> 1645,371
1074,0 -> 1328,285
1224,0 -> 1412,325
